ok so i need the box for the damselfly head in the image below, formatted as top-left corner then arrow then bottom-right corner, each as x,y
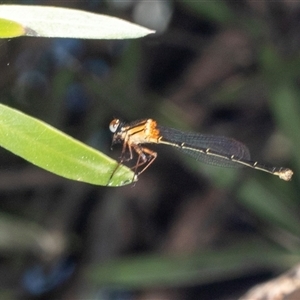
109,119 -> 121,133
109,118 -> 125,147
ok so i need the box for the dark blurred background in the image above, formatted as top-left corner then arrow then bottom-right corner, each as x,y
0,1 -> 300,299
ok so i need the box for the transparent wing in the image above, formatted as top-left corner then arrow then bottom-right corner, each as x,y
158,126 -> 251,168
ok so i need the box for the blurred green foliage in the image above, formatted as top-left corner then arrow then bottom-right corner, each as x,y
0,1 -> 300,299
87,1 -> 300,296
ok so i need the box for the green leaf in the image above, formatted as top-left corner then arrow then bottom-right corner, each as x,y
89,241 -> 300,289
0,5 -> 155,39
259,46 -> 300,175
0,104 -> 134,187
0,17 -> 25,38
0,213 -> 56,254
238,179 -> 300,236
180,2 -> 235,24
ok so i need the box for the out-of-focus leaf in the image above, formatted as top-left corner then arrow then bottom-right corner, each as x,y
0,17 -> 25,38
0,104 -> 134,187
0,213 -> 64,257
0,5 -> 155,39
238,179 -> 300,236
180,1 -> 235,24
260,46 -> 300,174
89,240 -> 300,288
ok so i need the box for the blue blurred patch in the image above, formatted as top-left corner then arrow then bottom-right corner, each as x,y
21,257 -> 76,295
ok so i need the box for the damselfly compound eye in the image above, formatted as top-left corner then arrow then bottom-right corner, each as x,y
109,119 -> 120,133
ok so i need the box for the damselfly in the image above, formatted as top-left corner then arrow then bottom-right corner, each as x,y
109,118 -> 293,182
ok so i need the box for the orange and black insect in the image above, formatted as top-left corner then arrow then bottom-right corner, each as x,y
109,118 -> 293,182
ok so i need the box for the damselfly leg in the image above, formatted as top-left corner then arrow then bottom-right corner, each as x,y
108,134 -> 157,184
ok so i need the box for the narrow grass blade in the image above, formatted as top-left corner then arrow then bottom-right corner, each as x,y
88,241 -> 300,289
